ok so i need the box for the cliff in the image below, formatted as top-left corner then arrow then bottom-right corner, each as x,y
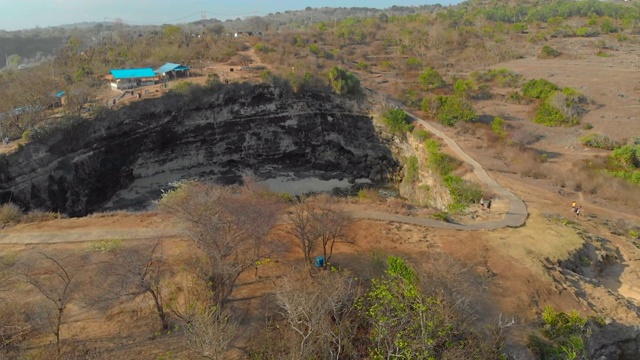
0,83 -> 399,216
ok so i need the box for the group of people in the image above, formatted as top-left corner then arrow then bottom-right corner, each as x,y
572,201 -> 582,219
480,197 -> 492,212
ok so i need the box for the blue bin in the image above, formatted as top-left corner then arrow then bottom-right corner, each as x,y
315,256 -> 325,267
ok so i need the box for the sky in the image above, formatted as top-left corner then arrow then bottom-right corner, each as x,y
0,0 -> 463,31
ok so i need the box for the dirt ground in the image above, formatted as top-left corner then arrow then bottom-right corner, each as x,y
2,37 -> 640,358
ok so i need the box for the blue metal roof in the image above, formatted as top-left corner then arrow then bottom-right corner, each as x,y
110,68 -> 157,79
155,63 -> 190,75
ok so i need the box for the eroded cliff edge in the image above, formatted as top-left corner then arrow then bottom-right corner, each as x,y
0,83 -> 399,216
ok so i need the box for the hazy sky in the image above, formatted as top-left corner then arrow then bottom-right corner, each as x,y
0,0 -> 463,31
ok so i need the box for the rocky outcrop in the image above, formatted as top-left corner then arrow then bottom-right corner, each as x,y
0,84 -> 399,216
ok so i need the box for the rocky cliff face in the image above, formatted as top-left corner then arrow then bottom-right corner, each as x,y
0,84 -> 399,216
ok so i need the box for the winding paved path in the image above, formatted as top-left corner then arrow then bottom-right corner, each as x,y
0,114 -> 528,245
348,113 -> 528,231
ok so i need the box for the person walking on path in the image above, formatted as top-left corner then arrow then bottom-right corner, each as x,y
575,206 -> 582,220
486,199 -> 492,213
572,201 -> 577,213
480,197 -> 485,210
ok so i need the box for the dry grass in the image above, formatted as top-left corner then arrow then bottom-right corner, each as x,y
0,203 -> 23,226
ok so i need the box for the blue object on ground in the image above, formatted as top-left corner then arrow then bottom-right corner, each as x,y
315,256 -> 325,267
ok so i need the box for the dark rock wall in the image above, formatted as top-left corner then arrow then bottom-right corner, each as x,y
0,84 -> 398,216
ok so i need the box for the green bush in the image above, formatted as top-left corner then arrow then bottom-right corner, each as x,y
491,117 -> 507,139
418,67 -> 445,90
382,107 -> 413,134
540,45 -> 561,58
443,175 -> 482,211
253,43 -> 275,53
527,306 -> 590,360
436,96 -> 478,126
453,79 -> 475,98
580,133 -> 620,150
522,79 -> 559,99
21,130 -> 33,142
610,144 -> 640,169
413,129 -> 431,142
404,155 -> 420,183
327,66 -> 361,96
0,203 -> 22,225
534,99 -> 577,127
429,152 -> 458,177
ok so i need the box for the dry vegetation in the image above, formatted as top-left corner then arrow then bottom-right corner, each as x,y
1,0 -> 640,358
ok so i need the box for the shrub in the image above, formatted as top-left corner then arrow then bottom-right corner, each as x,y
22,209 -> 60,223
88,239 -> 123,253
534,98 -> 577,126
327,66 -> 361,96
0,203 -> 22,225
436,96 -> 478,126
418,67 -> 445,90
472,68 -> 523,87
253,43 -> 275,54
580,134 -> 620,150
443,175 -> 482,211
522,79 -> 559,99
491,117 -> 507,140
453,79 -> 475,98
540,45 -> 561,58
610,144 -> 640,169
429,152 -> 458,176
382,107 -> 413,134
21,130 -> 33,142
404,155 -> 420,183
413,129 -> 431,142
527,306 -> 589,360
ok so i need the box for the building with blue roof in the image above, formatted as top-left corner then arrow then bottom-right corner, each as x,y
108,68 -> 158,90
155,63 -> 190,80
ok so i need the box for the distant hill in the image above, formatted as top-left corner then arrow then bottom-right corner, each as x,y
0,36 -> 65,68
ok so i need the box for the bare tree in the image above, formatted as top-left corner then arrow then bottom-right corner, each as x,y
275,270 -> 362,359
102,241 -> 171,330
287,199 -> 318,268
310,195 -> 353,265
287,195 -> 353,268
0,254 -> 31,351
23,252 -> 87,357
185,307 -> 238,360
158,180 -> 282,306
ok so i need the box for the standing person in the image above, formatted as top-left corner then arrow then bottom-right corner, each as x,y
486,199 -> 492,213
480,197 -> 485,210
572,201 -> 577,213
575,206 -> 582,219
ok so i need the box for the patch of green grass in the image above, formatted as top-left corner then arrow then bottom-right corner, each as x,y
88,239 -> 123,253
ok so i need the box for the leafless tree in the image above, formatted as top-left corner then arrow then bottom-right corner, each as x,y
275,270 -> 362,359
23,252 -> 87,357
158,180 -> 283,306
287,195 -> 353,268
287,199 -> 318,268
101,241 -> 170,330
185,307 -> 238,360
0,254 -> 31,351
311,195 -> 353,265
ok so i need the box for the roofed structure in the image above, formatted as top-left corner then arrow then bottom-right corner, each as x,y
108,68 -> 157,90
155,63 -> 190,80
